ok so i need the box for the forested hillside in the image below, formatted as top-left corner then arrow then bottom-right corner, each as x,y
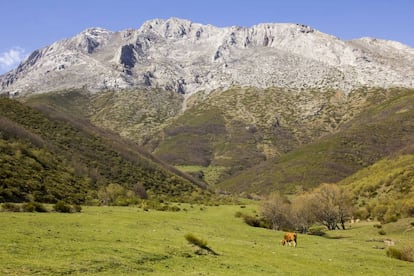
0,98 -> 206,203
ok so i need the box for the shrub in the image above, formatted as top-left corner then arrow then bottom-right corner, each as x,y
308,225 -> 326,236
184,233 -> 218,255
243,215 -> 269,228
185,233 -> 208,249
383,212 -> 399,223
387,246 -> 414,262
400,247 -> 414,262
378,229 -> 387,235
72,204 -> 82,213
169,205 -> 181,212
22,202 -> 48,212
1,203 -> 21,212
373,224 -> 382,229
234,211 -> 243,218
53,201 -> 73,213
354,208 -> 370,220
387,247 -> 402,260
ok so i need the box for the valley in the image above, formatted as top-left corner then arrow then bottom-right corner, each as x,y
1,16 -> 414,274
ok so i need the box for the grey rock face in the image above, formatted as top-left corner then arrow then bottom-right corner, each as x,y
1,18 -> 413,97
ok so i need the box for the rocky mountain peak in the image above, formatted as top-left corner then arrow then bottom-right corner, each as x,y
1,17 -> 413,97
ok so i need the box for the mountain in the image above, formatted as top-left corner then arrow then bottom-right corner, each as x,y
1,18 -> 414,198
0,98 -> 207,203
1,18 -> 413,97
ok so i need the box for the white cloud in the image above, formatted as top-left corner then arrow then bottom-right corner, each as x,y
0,47 -> 27,74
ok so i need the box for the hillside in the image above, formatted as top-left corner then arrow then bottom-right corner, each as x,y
0,98 -> 206,204
218,88 -> 414,194
24,87 -> 414,189
24,88 -> 184,146
339,154 -> 414,222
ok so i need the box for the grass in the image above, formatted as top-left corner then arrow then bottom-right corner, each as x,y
1,205 -> 413,275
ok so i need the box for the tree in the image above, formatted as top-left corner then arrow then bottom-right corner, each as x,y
260,192 -> 292,230
97,183 -> 126,205
133,182 -> 148,199
310,183 -> 353,230
336,186 -> 354,229
290,193 -> 316,233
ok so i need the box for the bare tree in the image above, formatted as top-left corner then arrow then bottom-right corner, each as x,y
260,192 -> 292,230
133,182 -> 148,199
290,193 -> 316,233
310,183 -> 353,230
337,187 -> 354,229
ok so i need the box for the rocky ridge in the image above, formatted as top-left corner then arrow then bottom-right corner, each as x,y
1,17 -> 414,97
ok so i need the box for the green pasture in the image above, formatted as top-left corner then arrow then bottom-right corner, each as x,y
1,204 -> 413,275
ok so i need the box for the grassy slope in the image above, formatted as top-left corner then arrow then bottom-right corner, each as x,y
0,98 -> 204,203
1,205 -> 413,275
338,154 -> 414,219
218,88 -> 414,194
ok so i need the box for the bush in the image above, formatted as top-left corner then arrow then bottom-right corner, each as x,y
354,207 -> 370,220
185,233 -> 208,248
1,203 -> 21,212
243,215 -> 269,228
72,204 -> 82,213
184,233 -> 218,255
308,225 -> 326,236
22,202 -> 48,212
378,229 -> 387,235
400,247 -> 414,262
53,201 -> 77,213
387,247 -> 402,260
169,205 -> 181,212
234,211 -> 243,218
373,224 -> 382,229
387,246 -> 414,262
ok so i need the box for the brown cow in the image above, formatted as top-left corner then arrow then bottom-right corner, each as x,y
281,232 -> 297,247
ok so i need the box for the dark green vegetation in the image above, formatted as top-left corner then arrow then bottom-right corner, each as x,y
1,205 -> 413,275
0,97 -> 206,204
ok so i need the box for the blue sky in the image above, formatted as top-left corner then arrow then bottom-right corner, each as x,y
1,0 -> 413,74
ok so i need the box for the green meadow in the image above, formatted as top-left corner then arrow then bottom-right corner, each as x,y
1,204 -> 413,275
